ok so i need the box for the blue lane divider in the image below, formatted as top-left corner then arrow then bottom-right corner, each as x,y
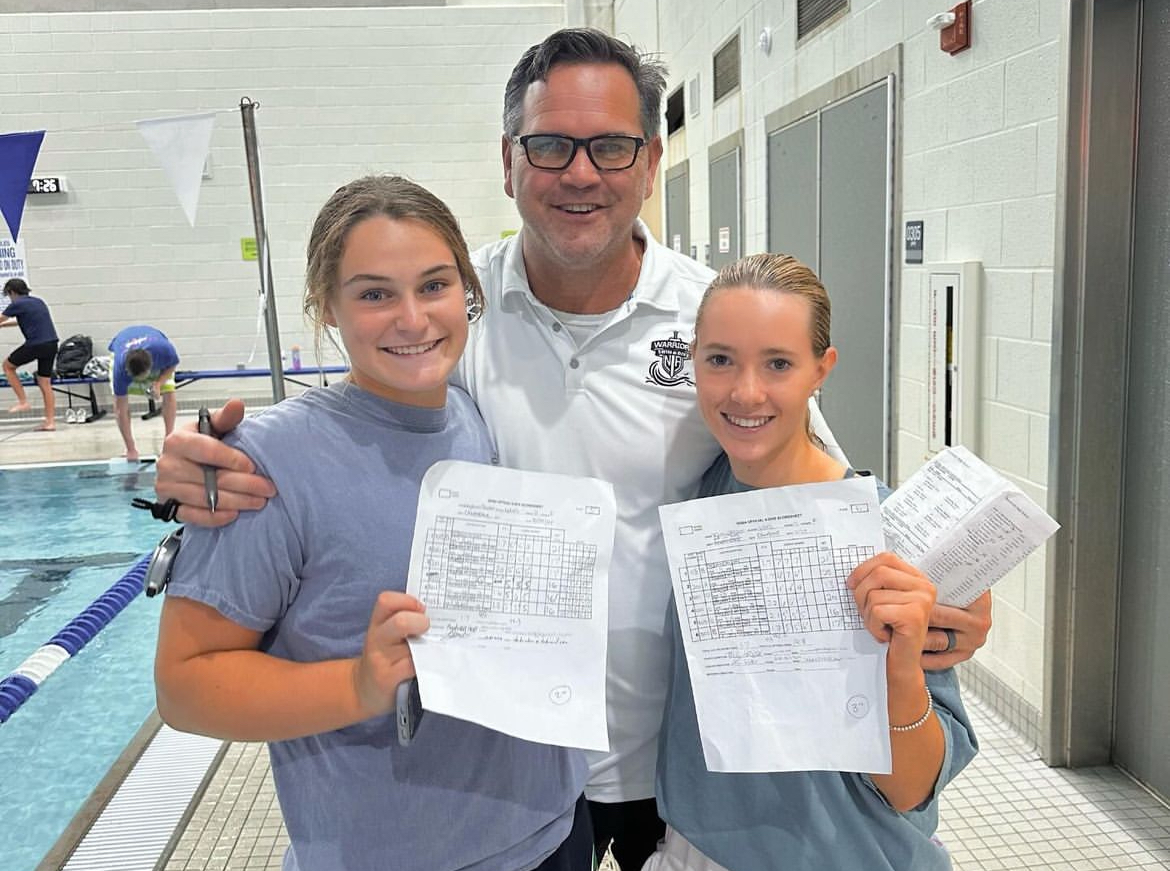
0,553 -> 152,724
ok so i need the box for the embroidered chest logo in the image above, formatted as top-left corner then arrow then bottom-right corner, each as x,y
646,331 -> 694,387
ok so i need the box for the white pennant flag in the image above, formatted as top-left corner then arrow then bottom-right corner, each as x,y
135,112 -> 216,227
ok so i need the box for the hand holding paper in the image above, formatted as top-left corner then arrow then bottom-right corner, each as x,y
659,476 -> 891,774
405,460 -> 615,752
353,591 -> 428,720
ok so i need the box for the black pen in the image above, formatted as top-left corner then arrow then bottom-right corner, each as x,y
197,406 -> 218,513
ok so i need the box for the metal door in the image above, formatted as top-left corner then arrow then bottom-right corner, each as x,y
665,162 -> 691,258
766,115 -> 818,270
1114,0 -> 1170,802
708,139 -> 742,271
817,81 -> 891,477
768,81 -> 891,476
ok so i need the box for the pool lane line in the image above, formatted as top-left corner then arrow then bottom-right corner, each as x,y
0,553 -> 151,724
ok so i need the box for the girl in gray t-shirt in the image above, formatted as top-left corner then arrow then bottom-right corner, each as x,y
156,177 -> 590,871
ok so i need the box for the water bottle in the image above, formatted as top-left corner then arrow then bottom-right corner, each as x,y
291,345 -> 302,370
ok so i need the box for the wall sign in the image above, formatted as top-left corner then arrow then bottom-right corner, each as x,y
0,236 -> 27,282
905,220 -> 924,264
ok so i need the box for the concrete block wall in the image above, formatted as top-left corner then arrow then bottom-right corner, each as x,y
0,3 -> 562,404
617,0 -> 1064,721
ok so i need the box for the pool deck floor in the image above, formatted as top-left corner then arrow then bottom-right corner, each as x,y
1,399 -> 178,466
7,406 -> 1170,871
159,695 -> 1170,871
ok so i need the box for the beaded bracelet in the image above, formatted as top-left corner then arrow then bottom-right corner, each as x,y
890,685 -> 934,732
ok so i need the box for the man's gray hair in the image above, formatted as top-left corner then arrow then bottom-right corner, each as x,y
503,28 -> 669,139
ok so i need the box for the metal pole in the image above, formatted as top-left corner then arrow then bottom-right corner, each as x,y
239,96 -> 285,403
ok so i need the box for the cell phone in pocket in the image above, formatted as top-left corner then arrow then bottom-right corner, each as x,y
396,678 -> 424,746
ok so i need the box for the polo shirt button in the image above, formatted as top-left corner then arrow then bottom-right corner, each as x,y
552,322 -> 562,332
569,358 -> 580,369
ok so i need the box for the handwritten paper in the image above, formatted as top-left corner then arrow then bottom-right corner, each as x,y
406,460 -> 614,751
660,476 -> 890,774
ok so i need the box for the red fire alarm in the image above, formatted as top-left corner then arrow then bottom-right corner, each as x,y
940,1 -> 972,54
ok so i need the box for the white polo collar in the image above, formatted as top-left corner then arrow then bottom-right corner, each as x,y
498,219 -> 683,315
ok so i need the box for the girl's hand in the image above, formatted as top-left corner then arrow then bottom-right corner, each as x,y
847,552 -> 937,676
352,591 -> 430,719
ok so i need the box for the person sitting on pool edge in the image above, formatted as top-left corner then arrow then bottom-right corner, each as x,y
109,325 -> 180,461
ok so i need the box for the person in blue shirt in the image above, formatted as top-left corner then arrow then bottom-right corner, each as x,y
648,254 -> 978,871
153,175 -> 590,871
108,325 -> 180,461
0,278 -> 58,431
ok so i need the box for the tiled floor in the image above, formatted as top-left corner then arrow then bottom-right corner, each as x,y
941,698 -> 1170,870
155,695 -> 1170,871
9,407 -> 1170,871
162,741 -> 287,871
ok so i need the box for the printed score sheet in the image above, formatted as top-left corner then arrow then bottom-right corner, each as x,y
659,476 -> 891,774
406,460 -> 614,751
881,446 -> 1060,607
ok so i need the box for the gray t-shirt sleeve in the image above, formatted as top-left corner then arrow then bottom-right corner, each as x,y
856,666 -> 977,829
166,433 -> 302,634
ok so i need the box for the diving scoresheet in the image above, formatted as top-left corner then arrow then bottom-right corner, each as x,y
659,476 -> 891,774
406,460 -> 614,751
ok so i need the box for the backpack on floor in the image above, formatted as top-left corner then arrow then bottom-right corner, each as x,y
55,334 -> 94,378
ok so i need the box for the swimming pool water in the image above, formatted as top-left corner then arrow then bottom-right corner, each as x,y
0,462 -> 168,871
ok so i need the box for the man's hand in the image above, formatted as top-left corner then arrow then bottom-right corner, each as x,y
921,590 -> 993,670
154,398 -> 275,527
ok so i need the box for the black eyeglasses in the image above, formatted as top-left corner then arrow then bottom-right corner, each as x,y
512,134 -> 647,171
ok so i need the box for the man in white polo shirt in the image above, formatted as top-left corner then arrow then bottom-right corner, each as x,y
152,28 -> 992,870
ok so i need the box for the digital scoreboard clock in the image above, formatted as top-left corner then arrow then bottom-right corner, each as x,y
27,177 -> 67,194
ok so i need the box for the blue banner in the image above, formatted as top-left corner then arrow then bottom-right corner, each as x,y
0,130 -> 46,242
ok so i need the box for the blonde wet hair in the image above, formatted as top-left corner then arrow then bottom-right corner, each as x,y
694,253 -> 832,448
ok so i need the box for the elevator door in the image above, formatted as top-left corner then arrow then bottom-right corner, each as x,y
1114,0 -> 1170,802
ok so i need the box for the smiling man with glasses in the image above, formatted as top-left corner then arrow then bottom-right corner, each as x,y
151,27 -> 993,871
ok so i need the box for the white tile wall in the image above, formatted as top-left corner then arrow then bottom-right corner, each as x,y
1,4 -> 561,396
620,0 -> 1064,711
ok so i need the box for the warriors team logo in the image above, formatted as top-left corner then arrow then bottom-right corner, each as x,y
646,331 -> 694,387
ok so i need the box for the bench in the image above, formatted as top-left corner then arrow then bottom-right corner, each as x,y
3,366 -> 349,423
141,365 -> 349,419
